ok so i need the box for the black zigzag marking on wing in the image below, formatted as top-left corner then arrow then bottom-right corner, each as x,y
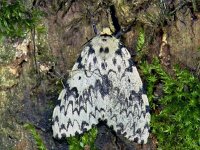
65,119 -> 81,132
110,114 -> 118,122
81,121 -> 89,131
89,106 -> 106,121
120,109 -> 138,118
64,100 -> 87,115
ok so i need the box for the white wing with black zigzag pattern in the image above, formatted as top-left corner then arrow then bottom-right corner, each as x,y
52,34 -> 150,144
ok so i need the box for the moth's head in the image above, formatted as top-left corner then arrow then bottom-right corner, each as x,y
100,28 -> 112,36
99,27 -> 127,39
90,27 -> 120,55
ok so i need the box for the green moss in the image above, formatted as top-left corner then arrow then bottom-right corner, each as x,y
67,127 -> 98,150
134,24 -> 200,149
0,45 -> 15,65
0,0 -> 43,39
136,27 -> 145,52
0,67 -> 18,88
0,91 -> 7,111
140,58 -> 200,149
135,27 -> 146,62
24,123 -> 47,150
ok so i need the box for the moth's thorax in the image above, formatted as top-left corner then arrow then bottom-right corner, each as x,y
90,35 -> 120,59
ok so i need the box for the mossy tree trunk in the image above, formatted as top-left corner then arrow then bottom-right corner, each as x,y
0,0 -> 199,150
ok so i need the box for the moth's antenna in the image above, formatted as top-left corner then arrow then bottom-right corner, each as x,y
110,5 -> 121,34
92,18 -> 98,35
114,19 -> 136,38
87,9 -> 99,35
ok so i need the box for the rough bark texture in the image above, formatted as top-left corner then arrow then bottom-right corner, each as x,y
0,0 -> 199,150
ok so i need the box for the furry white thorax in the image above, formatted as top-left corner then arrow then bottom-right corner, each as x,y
91,35 -> 119,59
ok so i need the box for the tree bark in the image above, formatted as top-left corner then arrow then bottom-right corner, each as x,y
0,0 -> 199,149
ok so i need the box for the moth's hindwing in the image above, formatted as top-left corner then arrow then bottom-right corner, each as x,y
52,34 -> 150,144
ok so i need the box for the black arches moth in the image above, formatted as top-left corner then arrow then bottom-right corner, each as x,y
52,30 -> 150,144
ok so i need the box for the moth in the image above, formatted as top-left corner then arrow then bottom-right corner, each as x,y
52,28 -> 150,144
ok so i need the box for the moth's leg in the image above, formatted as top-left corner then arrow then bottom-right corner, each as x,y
114,19 -> 136,38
